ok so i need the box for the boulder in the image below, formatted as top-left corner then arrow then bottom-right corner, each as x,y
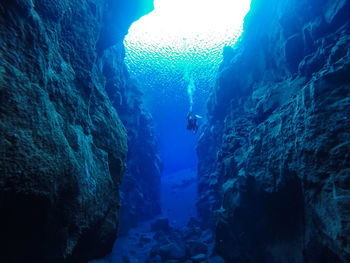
159,242 -> 186,260
186,241 -> 208,257
151,218 -> 170,232
191,254 -> 207,263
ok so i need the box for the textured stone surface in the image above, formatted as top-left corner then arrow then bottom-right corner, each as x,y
97,0 -> 154,54
197,0 -> 350,262
101,44 -> 162,236
0,0 -> 152,262
114,216 -> 221,262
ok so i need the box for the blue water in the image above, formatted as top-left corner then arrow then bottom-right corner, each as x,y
124,0 -> 251,174
161,168 -> 198,227
123,0 -> 251,229
91,1 -> 251,262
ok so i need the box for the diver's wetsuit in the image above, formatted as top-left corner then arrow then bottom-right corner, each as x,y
186,112 -> 199,134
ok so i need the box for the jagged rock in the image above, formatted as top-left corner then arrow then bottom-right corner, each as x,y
191,254 -> 207,263
101,44 -> 162,236
141,218 -> 214,263
97,0 -> 154,54
0,0 -> 153,262
197,0 -> 350,262
151,218 -> 170,232
183,226 -> 202,240
186,241 -> 208,257
138,235 -> 153,246
152,230 -> 170,244
187,217 -> 201,228
161,243 -> 186,260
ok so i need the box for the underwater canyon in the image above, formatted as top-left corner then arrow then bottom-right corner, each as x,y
0,0 -> 350,263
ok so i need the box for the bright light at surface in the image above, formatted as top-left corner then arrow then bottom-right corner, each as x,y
151,0 -> 250,37
124,0 -> 251,107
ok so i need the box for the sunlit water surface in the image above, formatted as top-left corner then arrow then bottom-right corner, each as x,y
124,0 -> 251,109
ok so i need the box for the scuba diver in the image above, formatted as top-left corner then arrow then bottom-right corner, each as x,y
186,111 -> 202,134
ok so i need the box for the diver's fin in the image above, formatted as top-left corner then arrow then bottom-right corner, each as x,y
195,115 -> 203,119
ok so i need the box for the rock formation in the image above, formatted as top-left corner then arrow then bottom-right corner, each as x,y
0,0 -> 153,262
101,45 -> 162,236
197,0 -> 350,262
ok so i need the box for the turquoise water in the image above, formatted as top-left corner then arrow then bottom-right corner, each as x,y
97,1 -> 253,262
124,0 -> 251,172
124,0 -> 251,112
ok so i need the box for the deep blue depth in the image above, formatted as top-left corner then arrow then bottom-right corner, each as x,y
124,0 -> 251,175
147,83 -> 202,175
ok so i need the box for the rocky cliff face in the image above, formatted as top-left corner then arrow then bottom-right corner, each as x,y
197,0 -> 350,262
101,45 -> 162,236
0,0 -> 153,262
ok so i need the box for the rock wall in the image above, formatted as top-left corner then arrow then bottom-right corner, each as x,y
101,45 -> 162,236
0,0 -> 153,262
197,0 -> 350,262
